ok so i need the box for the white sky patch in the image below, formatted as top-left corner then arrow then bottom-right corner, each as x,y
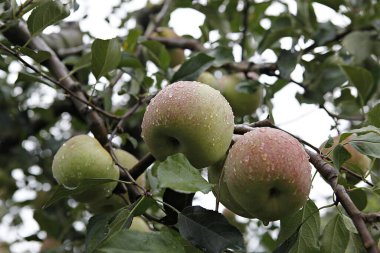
169,8 -> 205,38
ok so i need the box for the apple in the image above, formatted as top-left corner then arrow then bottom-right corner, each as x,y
152,27 -> 185,67
141,81 -> 234,168
208,159 -> 254,218
88,149 -> 146,214
197,72 -> 218,90
223,127 -> 312,222
52,135 -> 119,203
219,74 -> 263,117
320,135 -> 371,184
130,216 -> 150,232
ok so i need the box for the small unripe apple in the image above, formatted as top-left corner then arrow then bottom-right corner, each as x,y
88,149 -> 146,214
197,72 -> 218,90
130,217 -> 150,232
152,27 -> 185,67
208,160 -> 254,218
320,135 -> 371,184
220,74 -> 263,117
224,127 -> 312,222
141,81 -> 234,168
52,135 -> 119,203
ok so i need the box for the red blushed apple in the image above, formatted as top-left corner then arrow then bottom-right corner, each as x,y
141,81 -> 234,169
224,127 -> 312,222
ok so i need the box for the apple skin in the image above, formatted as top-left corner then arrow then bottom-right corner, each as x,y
152,27 -> 185,67
88,149 -> 146,214
219,74 -> 263,117
141,81 -> 234,169
224,127 -> 312,222
52,135 -> 119,203
208,159 -> 254,218
320,135 -> 371,184
130,217 -> 150,232
197,72 -> 218,90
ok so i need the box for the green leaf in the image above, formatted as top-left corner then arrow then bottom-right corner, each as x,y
156,154 -> 212,194
348,188 -> 367,211
345,233 -> 367,253
16,72 -> 51,86
171,53 -> 214,82
91,38 -> 121,80
27,0 -> 70,36
314,0 -> 344,11
341,214 -> 358,234
342,31 -> 373,63
235,80 -> 261,94
273,226 -> 301,253
313,22 -> 337,46
141,40 -> 170,70
346,126 -> 380,135
258,28 -> 297,54
177,206 -> 244,253
340,65 -> 374,103
332,144 -> 352,169
321,214 -> 350,253
350,132 -> 380,158
43,178 -> 117,208
17,47 -> 51,63
96,229 -> 186,253
85,196 -> 148,252
86,212 -> 118,253
368,103 -> 380,128
296,0 -> 317,34
206,46 -> 234,67
278,50 -> 299,79
123,29 -> 141,53
277,200 -> 320,253
119,52 -> 143,69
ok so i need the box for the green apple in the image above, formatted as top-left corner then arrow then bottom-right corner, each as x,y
152,27 -> 185,67
141,81 -> 234,169
224,127 -> 312,222
88,149 -> 146,214
320,135 -> 371,184
130,216 -> 150,232
208,159 -> 254,218
197,72 -> 218,90
219,74 -> 263,117
52,135 -> 119,203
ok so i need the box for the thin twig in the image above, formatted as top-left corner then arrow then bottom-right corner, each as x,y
0,42 -> 121,120
240,0 -> 250,62
144,0 -> 172,36
321,104 -> 365,121
2,22 -> 110,147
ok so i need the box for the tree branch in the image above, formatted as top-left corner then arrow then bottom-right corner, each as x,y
362,213 -> 380,224
320,104 -> 365,121
306,149 -> 378,253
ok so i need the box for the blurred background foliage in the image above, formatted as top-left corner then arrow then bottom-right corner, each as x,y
0,0 -> 380,252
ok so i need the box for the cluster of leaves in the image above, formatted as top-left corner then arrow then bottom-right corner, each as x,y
0,0 -> 380,252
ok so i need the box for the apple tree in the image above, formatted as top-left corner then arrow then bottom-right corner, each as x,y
1,0 -> 380,252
